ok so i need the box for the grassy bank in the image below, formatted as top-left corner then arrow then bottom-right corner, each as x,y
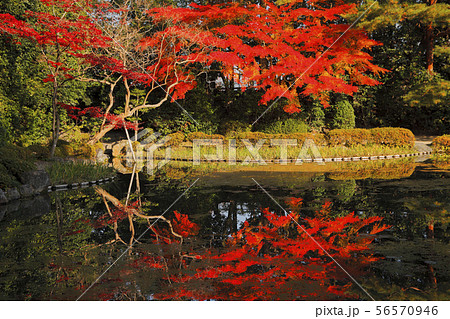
45,161 -> 115,185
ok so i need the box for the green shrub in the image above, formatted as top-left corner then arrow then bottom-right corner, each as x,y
0,163 -> 19,188
27,144 -> 50,159
306,103 -> 326,130
55,140 -> 75,157
166,128 -> 413,151
220,121 -> 251,136
0,120 -> 9,147
76,144 -> 99,158
281,133 -> 326,146
327,129 -> 372,147
432,135 -> 450,153
328,99 -> 355,129
229,132 -> 325,147
234,131 -> 268,141
261,118 -> 309,134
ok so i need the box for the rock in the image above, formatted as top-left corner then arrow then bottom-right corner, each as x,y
112,140 -> 128,157
0,205 -> 6,222
5,199 -> 20,214
6,188 -> 20,201
2,195 -> 50,220
19,170 -> 50,193
17,195 -> 51,219
18,184 -> 34,198
0,189 -> 7,204
96,148 -> 109,163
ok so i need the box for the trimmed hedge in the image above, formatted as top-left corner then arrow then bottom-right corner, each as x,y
327,129 -> 372,147
327,128 -> 414,148
432,135 -> 450,153
166,132 -> 185,147
228,132 -> 326,146
186,132 -> 225,142
166,128 -> 414,149
370,127 -> 415,147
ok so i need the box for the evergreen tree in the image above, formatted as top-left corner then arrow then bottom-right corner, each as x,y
350,0 -> 449,133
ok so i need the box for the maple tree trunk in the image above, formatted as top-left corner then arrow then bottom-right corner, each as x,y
425,24 -> 434,74
88,123 -> 117,145
425,0 -> 437,75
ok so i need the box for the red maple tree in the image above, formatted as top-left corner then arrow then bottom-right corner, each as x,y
148,1 -> 387,113
0,0 -> 109,155
0,0 -> 208,147
77,0 -> 211,143
1,0 -> 388,148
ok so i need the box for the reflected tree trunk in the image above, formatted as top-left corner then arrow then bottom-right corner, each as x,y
427,219 -> 435,239
55,195 -> 63,254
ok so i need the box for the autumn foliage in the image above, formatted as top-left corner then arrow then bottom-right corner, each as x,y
148,1 -> 387,112
66,197 -> 389,301
146,198 -> 388,300
1,0 -> 387,149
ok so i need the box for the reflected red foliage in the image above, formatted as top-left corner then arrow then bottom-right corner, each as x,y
53,198 -> 389,301
172,211 -> 200,238
93,206 -> 129,229
133,199 -> 388,300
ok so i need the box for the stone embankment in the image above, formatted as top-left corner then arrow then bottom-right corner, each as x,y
149,150 -> 433,164
0,170 -> 49,205
46,176 -> 117,193
0,169 -> 116,206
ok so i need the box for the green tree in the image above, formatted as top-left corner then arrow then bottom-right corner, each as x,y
349,0 -> 449,133
0,0 -> 52,146
327,98 -> 356,129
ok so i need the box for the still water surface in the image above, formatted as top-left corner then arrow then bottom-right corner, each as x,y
0,160 -> 449,300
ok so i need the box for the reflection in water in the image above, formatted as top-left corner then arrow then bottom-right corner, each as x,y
0,162 -> 448,300
51,190 -> 388,300
147,199 -> 387,301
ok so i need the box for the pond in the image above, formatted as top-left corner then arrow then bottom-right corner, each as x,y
0,159 -> 449,300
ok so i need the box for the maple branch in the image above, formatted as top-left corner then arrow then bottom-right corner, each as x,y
435,28 -> 450,37
101,76 -> 123,131
140,86 -> 157,109
152,33 -> 167,79
124,77 -> 132,115
95,187 -> 183,240
129,81 -> 178,116
102,194 -> 127,245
